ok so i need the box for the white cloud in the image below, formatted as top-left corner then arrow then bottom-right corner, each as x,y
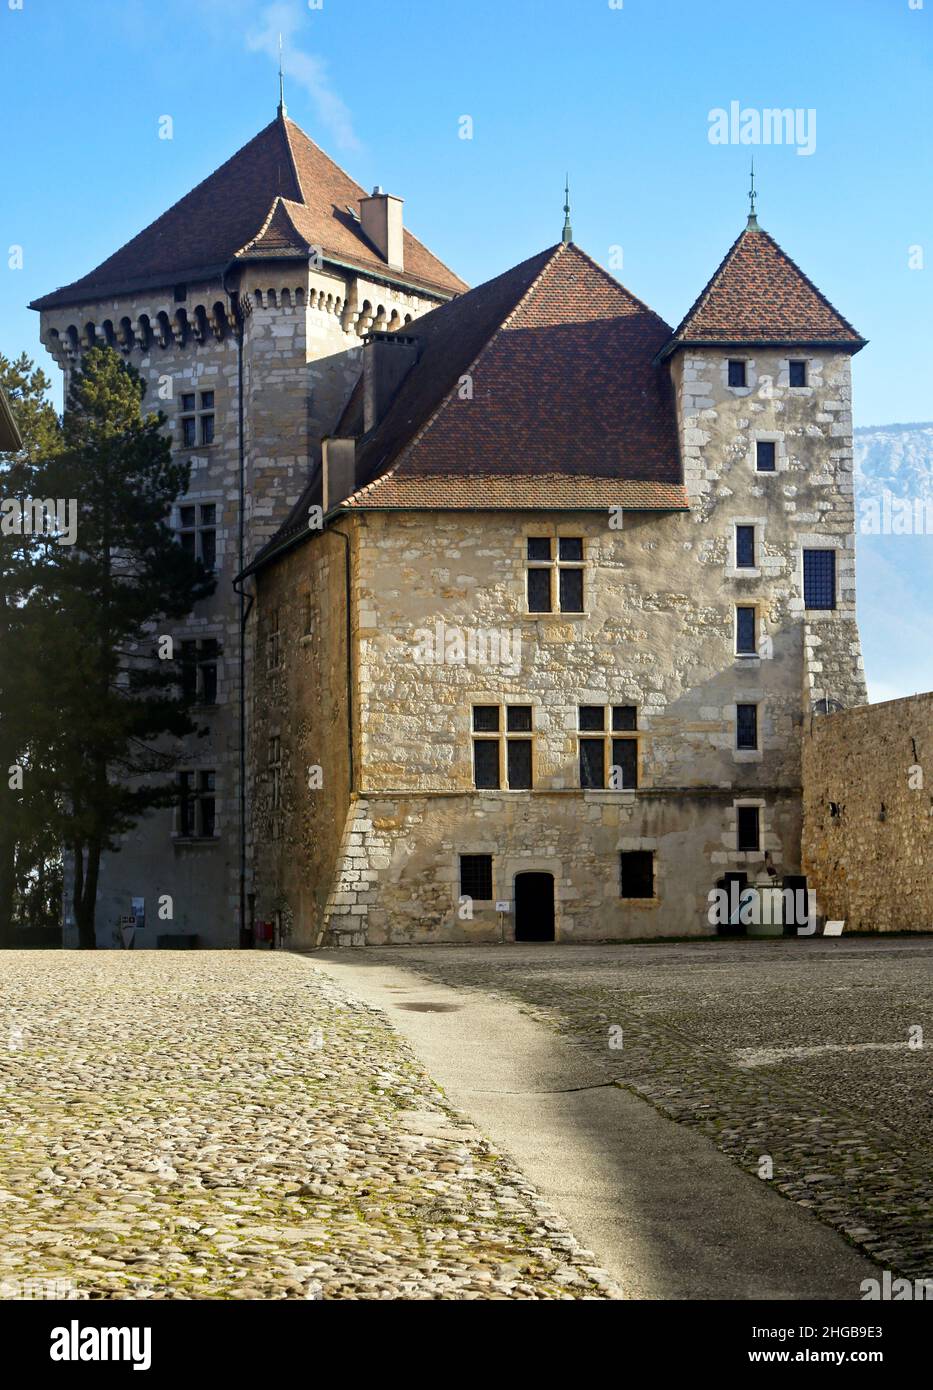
246,2 -> 359,151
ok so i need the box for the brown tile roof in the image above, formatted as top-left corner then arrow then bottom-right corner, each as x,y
249,242 -> 686,573
347,242 -> 683,508
30,114 -> 465,310
659,223 -> 865,359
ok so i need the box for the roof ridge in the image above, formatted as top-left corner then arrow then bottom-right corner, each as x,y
279,113 -> 307,204
565,241 -> 673,332
384,244 -> 563,465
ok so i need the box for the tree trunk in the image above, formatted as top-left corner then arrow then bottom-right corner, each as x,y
72,839 -> 100,949
0,827 -> 15,948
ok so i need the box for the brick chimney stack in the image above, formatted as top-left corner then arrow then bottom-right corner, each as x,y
359,186 -> 404,272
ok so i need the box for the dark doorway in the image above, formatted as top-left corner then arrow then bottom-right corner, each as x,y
514,872 -> 555,942
782,875 -> 809,935
715,872 -> 748,937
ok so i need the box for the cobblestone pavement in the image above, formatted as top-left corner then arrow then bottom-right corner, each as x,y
357,938 -> 933,1282
0,953 -> 619,1301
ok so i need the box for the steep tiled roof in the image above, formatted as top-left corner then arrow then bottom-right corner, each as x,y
249,242 -> 686,573
31,114 -> 465,310
659,223 -> 865,359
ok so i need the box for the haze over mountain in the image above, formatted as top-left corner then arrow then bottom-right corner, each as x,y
854,423 -> 933,703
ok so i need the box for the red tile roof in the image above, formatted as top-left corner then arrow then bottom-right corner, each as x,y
346,241 -> 683,509
249,241 -> 686,572
31,114 -> 465,310
659,223 -> 865,359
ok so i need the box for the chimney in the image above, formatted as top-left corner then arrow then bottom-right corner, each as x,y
359,186 -> 404,271
363,333 -> 420,433
322,437 -> 357,512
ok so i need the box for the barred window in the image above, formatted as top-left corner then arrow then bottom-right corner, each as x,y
728,360 -> 747,388
803,549 -> 836,610
460,854 -> 493,901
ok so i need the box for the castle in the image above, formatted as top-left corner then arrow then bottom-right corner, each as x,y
32,104 -> 868,948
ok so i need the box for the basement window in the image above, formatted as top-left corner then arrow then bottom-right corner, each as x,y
620,850 -> 654,899
789,360 -> 808,388
727,360 -> 747,388
737,805 -> 760,852
459,854 -> 493,902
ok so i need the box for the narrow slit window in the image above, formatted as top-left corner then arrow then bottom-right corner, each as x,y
736,606 -> 757,655
736,703 -> 758,750
735,524 -> 756,569
756,440 -> 776,472
737,805 -> 760,852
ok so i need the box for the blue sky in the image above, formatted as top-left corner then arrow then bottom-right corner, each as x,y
1,0 -> 931,699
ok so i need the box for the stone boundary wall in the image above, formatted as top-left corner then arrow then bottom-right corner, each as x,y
802,692 -> 933,931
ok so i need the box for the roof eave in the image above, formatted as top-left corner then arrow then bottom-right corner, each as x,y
654,335 -> 868,366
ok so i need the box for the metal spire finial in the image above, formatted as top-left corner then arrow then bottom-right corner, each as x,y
277,33 -> 287,117
747,158 -> 759,229
561,174 -> 573,244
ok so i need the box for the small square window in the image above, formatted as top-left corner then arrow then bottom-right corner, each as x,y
579,705 -> 605,731
200,504 -> 216,526
199,390 -> 215,410
179,505 -> 196,529
620,850 -> 653,899
612,705 -> 637,732
728,360 -> 747,388
180,393 -> 196,412
736,703 -> 758,750
460,854 -> 493,901
736,606 -> 757,655
506,706 -> 532,733
789,360 -> 807,388
473,705 -> 500,733
558,536 -> 583,562
756,440 -> 776,472
736,524 -> 756,568
737,806 -> 760,852
527,537 -> 551,561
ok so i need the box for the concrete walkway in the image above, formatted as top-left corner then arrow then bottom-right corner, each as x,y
311,951 -> 881,1300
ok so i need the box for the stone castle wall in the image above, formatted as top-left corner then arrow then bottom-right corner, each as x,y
802,694 -> 933,932
39,262 -> 447,947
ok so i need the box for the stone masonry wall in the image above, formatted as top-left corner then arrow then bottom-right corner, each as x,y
802,693 -> 933,932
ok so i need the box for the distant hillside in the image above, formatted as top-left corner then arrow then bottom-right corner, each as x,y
854,422 -> 933,502
852,424 -> 933,703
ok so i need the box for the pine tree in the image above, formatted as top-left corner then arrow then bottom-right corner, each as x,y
36,346 -> 215,948
0,353 -> 62,947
